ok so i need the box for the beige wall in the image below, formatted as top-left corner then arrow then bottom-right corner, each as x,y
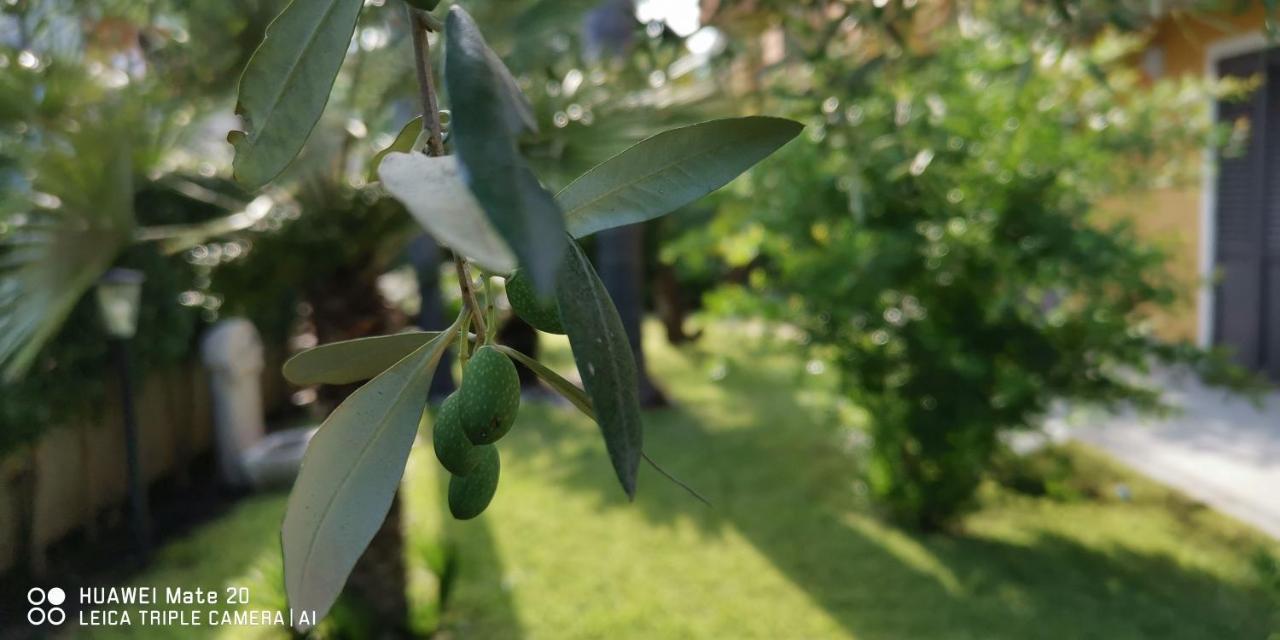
0,346 -> 291,576
0,362 -> 215,575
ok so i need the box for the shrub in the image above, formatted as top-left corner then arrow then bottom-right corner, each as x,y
689,14 -> 1254,529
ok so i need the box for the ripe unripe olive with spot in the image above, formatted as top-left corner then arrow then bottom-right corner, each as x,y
505,270 -> 565,334
459,345 -> 521,444
448,445 -> 500,520
433,393 -> 482,475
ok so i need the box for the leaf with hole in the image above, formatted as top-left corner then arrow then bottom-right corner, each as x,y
281,328 -> 455,628
282,332 -> 441,386
445,6 -> 565,292
559,117 -> 803,238
229,0 -> 364,189
555,239 -> 643,498
378,152 -> 517,274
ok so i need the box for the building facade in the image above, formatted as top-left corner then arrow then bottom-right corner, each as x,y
1144,4 -> 1280,379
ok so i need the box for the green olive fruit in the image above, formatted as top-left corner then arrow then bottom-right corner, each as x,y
433,393 -> 482,475
448,445 -> 500,520
459,346 -> 521,444
404,0 -> 441,11
506,270 -> 565,334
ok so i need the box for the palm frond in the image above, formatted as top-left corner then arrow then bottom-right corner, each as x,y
0,121 -> 136,381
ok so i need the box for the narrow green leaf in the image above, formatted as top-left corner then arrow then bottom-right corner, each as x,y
367,117 -> 423,183
494,344 -> 594,419
554,239 -> 643,498
136,195 -> 275,256
282,327 -> 456,628
229,0 -> 364,189
283,331 -> 441,386
444,6 -> 565,292
378,152 -> 517,274
559,117 -> 804,238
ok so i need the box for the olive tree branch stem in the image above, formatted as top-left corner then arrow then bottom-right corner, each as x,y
407,3 -> 487,339
408,7 -> 445,156
454,260 -> 488,339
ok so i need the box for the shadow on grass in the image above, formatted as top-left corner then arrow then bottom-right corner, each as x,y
434,463 -> 526,639
520,338 -> 1278,639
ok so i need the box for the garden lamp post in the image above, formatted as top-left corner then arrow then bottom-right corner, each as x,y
95,268 -> 151,558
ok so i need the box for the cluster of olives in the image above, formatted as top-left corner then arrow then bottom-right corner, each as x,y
433,271 -> 563,519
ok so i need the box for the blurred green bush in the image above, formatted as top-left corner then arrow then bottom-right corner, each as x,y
677,5 -> 1260,529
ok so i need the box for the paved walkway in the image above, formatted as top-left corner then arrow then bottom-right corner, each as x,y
1067,373 -> 1280,539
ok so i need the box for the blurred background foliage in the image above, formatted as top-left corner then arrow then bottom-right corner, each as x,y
682,1 -> 1263,527
0,0 -> 278,452
0,0 -> 1270,532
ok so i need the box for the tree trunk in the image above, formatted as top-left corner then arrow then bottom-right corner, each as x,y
308,266 -> 410,635
498,315 -> 542,391
342,495 -> 409,636
308,265 -> 400,402
596,223 -> 668,407
409,234 -> 456,401
653,262 -> 700,345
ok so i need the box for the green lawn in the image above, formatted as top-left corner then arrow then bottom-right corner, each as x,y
92,324 -> 1280,639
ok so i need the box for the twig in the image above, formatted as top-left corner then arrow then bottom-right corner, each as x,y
454,259 -> 488,338
407,3 -> 487,338
416,10 -> 444,32
408,7 -> 446,156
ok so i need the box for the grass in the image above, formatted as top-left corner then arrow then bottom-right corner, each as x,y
92,323 -> 1280,639
82,494 -> 290,640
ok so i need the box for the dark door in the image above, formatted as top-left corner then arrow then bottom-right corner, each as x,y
1214,51 -> 1280,380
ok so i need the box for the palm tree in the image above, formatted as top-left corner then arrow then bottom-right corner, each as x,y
0,1 -> 280,576
0,0 -> 280,383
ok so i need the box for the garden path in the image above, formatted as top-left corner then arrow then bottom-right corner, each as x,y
1069,374 -> 1280,539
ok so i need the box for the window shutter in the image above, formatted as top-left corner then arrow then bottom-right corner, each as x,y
1265,60 -> 1280,379
1214,52 -> 1266,371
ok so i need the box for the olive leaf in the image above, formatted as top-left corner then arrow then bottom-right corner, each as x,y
555,239 -> 643,498
282,327 -> 456,629
445,6 -> 565,292
487,46 -> 538,137
559,117 -> 804,238
229,0 -> 364,189
283,331 -> 441,386
367,117 -> 423,183
378,152 -> 518,274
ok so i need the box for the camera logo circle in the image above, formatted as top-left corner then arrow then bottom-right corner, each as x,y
26,587 -> 66,626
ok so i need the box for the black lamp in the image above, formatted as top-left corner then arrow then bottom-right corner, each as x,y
95,268 -> 150,557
